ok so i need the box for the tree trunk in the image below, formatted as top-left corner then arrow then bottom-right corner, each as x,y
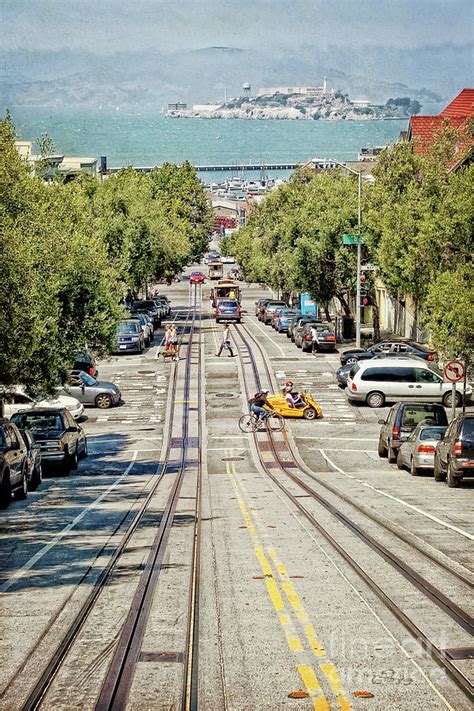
324,304 -> 332,322
372,299 -> 381,342
336,291 -> 352,316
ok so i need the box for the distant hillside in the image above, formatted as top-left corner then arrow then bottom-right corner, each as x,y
1,43 -> 470,112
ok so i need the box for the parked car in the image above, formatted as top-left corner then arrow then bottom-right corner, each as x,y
60,371 -> 122,409
189,271 -> 205,284
289,316 -> 317,343
255,299 -> 270,319
115,320 -> 145,354
215,299 -> 241,323
434,414 -> 474,487
18,428 -> 42,490
397,424 -> 448,476
346,359 -> 470,409
11,408 -> 87,476
132,300 -> 160,327
340,340 -> 437,366
153,295 -> 171,317
129,312 -> 153,347
310,323 -> 337,352
274,309 -> 299,333
262,301 -> 287,325
0,419 -> 29,507
73,350 -> 98,377
270,306 -> 288,329
295,321 -> 321,350
378,402 -> 448,462
1,387 -> 84,421
337,353 -> 427,389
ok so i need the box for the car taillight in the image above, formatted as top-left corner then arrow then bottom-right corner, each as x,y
454,441 -> 463,457
326,335 -> 336,341
392,426 -> 400,441
427,353 -> 434,361
89,367 -> 94,376
351,382 -> 357,391
216,308 -> 221,313
305,334 -> 312,340
417,444 -> 435,453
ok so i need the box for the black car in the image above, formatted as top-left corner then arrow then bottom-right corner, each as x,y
132,300 -> 161,327
378,403 -> 448,463
73,350 -> 98,378
115,319 -> 145,354
340,340 -> 437,366
434,414 -> 474,487
0,419 -> 29,507
18,428 -> 42,491
290,316 -> 318,344
11,408 -> 87,476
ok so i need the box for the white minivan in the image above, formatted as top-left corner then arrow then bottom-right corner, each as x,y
346,358 -> 471,408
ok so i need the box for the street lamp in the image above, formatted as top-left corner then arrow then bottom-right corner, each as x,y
327,159 -> 362,348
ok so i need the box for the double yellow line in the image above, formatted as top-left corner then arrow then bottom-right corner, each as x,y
227,459 -> 351,710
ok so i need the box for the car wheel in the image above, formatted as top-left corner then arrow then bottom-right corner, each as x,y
366,391 -> 385,409
387,445 -> 397,463
0,471 -> 11,508
79,438 -> 88,459
95,393 -> 113,409
447,460 -> 460,488
442,391 -> 461,408
346,357 -> 357,365
29,463 -> 43,491
61,449 -> 71,476
410,458 -> 420,476
14,467 -> 28,500
433,454 -> 446,482
303,407 -> 317,420
70,450 -> 78,471
396,451 -> 404,469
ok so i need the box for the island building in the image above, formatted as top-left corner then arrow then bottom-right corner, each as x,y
168,102 -> 187,111
257,78 -> 329,97
192,104 -> 223,112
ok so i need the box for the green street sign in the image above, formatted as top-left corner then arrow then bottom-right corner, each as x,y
343,233 -> 364,245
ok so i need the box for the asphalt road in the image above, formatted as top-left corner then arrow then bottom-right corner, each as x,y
0,271 -> 472,711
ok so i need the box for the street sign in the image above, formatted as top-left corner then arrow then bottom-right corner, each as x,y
343,233 -> 364,245
361,263 -> 378,271
444,360 -> 465,382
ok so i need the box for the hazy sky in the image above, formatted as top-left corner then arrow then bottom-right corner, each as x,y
2,0 -> 473,54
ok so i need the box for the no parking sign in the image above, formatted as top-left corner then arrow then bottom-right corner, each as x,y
444,360 -> 465,383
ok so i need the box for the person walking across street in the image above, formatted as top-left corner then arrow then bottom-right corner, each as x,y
216,322 -> 234,357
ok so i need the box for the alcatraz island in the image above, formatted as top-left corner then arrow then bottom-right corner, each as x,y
166,78 -> 421,121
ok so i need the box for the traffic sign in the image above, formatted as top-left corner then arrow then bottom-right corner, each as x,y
342,233 -> 364,245
444,360 -> 465,382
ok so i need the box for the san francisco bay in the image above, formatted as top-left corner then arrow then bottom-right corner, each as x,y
9,107 -> 407,180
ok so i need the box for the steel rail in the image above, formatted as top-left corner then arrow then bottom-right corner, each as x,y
17,308 -> 194,711
233,322 -> 474,700
96,290 -> 202,710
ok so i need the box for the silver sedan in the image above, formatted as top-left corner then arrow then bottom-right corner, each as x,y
60,371 -> 122,409
397,424 -> 447,476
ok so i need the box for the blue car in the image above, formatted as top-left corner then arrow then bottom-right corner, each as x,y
274,309 -> 299,333
215,299 -> 241,323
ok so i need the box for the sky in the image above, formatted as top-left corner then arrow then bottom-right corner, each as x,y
2,0 -> 473,54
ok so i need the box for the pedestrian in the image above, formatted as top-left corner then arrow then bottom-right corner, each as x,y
169,324 -> 179,361
310,324 -> 319,355
216,322 -> 234,357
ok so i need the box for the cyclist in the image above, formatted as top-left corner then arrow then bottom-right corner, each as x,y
283,380 -> 305,408
249,389 -> 273,423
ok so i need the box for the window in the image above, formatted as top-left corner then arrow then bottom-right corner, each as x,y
361,367 -> 414,382
419,427 -> 446,441
401,406 -> 446,427
460,419 -> 474,439
415,369 -> 442,383
13,393 -> 33,404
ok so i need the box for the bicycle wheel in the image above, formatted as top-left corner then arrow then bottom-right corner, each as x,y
239,414 -> 257,433
267,413 -> 285,432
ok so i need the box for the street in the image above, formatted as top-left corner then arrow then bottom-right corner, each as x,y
0,274 -> 472,711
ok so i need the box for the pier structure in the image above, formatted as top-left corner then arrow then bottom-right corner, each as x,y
107,158 -> 340,174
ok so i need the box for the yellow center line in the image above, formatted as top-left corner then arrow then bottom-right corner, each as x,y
297,665 -> 330,711
320,664 -> 353,711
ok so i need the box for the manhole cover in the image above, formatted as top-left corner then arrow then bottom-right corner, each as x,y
215,393 -> 235,398
222,456 -> 245,461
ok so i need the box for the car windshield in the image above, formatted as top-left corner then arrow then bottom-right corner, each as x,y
461,419 -> 474,438
407,342 -> 431,352
280,310 -> 296,317
419,427 -> 447,440
192,272 -> 203,276
12,413 -> 64,431
219,301 -> 238,307
118,322 -> 139,334
79,372 -> 97,386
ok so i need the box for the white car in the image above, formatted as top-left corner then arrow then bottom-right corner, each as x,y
1,387 -> 84,420
346,358 -> 471,408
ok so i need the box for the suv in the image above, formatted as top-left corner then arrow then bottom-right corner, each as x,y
215,299 -> 241,323
0,420 -> 29,507
115,319 -> 145,354
262,301 -> 286,325
434,414 -> 474,487
129,312 -> 153,347
73,350 -> 98,377
378,403 -> 448,463
11,408 -> 87,476
346,358 -> 471,408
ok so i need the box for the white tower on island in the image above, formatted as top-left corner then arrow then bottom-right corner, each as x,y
242,82 -> 251,99
323,76 -> 327,94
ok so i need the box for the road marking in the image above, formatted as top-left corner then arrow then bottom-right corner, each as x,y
295,437 -> 377,442
320,450 -> 473,540
0,452 -> 139,593
296,666 -> 328,710
248,318 -> 286,356
319,664 -> 352,711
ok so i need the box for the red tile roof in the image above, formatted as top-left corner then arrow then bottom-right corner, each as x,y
440,88 -> 474,118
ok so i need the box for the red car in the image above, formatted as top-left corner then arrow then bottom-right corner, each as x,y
189,271 -> 205,284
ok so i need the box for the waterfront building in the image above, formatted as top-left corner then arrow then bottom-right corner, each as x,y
168,102 -> 187,111
257,80 -> 329,98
